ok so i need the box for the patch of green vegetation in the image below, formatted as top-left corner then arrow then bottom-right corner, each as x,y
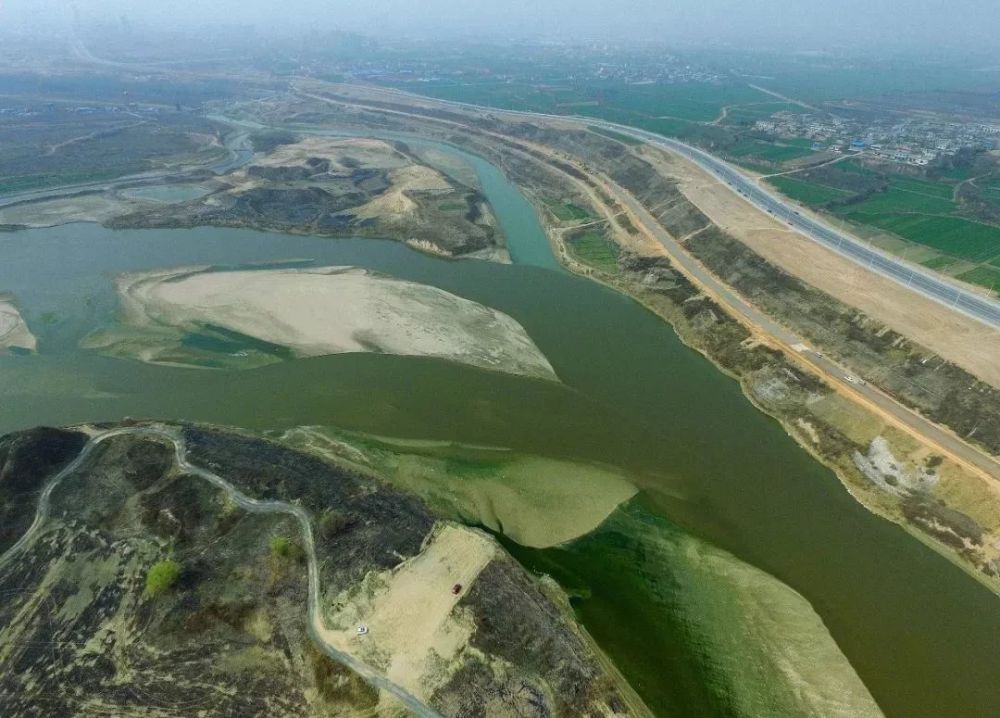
573,82 -> 770,123
269,535 -> 303,560
725,139 -> 816,163
956,265 -> 1000,290
568,230 -> 620,273
250,130 -> 298,154
890,176 -> 955,200
844,187 -> 956,216
145,559 -> 181,597
921,255 -> 960,270
838,212 -> 1000,261
767,176 -> 851,205
549,202 -> 591,222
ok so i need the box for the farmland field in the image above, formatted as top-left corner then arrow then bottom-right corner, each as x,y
921,255 -> 962,271
839,212 -> 1000,261
581,82 -> 769,122
725,139 -> 816,163
767,176 -> 851,204
844,187 -> 956,216
567,230 -> 620,272
890,176 -> 955,200
549,201 -> 592,222
957,264 -> 1000,289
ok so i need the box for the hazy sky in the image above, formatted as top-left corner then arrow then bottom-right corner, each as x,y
3,0 -> 999,50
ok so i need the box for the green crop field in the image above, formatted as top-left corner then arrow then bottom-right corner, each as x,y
889,176 -> 955,200
591,82 -> 769,122
839,212 -> 1000,261
843,187 -> 956,216
980,179 -> 1000,200
568,231 -> 620,272
549,202 -> 592,222
767,176 -> 851,205
387,78 -> 769,126
725,140 -> 816,163
957,265 -> 1000,290
920,255 -> 961,271
940,165 -> 978,182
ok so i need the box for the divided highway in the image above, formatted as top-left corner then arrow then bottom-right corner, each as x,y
617,128 -> 1000,330
364,86 -> 1000,330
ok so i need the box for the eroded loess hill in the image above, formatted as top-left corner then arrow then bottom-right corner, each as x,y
0,423 -> 640,717
110,136 -> 505,260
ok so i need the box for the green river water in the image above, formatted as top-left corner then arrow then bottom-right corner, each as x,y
1,143 -> 999,717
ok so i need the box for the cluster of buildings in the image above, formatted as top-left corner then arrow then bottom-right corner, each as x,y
585,54 -> 725,85
336,41 -> 727,88
753,111 -> 1000,166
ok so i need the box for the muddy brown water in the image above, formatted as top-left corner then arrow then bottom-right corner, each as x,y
0,142 -> 998,717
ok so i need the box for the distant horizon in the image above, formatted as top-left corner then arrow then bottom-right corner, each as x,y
2,0 -> 999,55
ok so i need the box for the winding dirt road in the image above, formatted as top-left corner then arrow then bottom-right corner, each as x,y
0,425 -> 442,718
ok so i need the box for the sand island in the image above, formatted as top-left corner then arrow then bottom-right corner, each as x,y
86,265 -> 557,379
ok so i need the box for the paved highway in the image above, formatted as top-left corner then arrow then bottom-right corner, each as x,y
617,128 -> 1000,329
613,182 -> 1000,481
332,86 -> 999,477
357,86 -> 1000,330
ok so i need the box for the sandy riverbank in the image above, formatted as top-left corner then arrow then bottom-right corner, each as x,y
0,295 -> 36,353
282,428 -> 639,548
316,522 -> 497,703
93,265 -> 557,379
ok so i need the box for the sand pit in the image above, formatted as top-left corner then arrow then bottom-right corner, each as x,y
95,265 -> 557,379
0,295 -> 36,353
315,522 -> 498,702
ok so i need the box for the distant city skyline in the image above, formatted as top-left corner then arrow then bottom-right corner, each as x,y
2,0 -> 999,53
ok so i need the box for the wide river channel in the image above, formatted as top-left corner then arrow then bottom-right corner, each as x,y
1,139 -> 998,717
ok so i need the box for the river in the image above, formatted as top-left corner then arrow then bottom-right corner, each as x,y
0,140 -> 998,717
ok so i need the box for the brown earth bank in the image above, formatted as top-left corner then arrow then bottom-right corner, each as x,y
637,144 -> 1000,388
0,422 -> 644,717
